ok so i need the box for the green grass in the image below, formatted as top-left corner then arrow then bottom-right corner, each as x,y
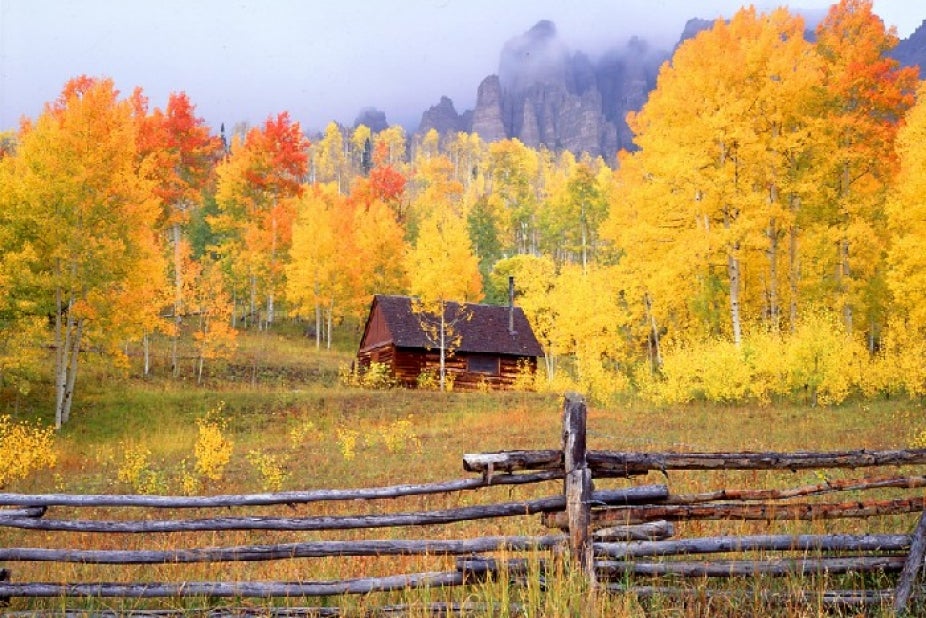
2,327 -> 925,615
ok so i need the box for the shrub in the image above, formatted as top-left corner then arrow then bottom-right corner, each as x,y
0,415 -> 57,489
194,402 -> 234,481
361,361 -> 395,389
247,450 -> 287,491
116,442 -> 161,494
379,416 -> 422,454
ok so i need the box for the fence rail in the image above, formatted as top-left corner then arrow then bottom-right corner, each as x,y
2,393 -> 926,616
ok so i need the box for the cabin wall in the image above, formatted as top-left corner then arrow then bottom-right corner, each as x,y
417,352 -> 535,390
357,346 -> 537,390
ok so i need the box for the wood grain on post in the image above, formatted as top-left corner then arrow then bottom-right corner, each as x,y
0,568 -> 8,607
563,393 -> 593,581
894,509 -> 926,614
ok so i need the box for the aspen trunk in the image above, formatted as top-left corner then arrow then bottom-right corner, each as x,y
766,215 -> 779,332
143,331 -> 150,377
788,194 -> 800,332
439,309 -> 447,391
643,292 -> 662,370
171,221 -> 182,377
53,287 -> 66,430
727,246 -> 742,346
60,318 -> 82,427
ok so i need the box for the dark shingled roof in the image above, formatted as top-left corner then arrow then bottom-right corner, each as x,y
369,294 -> 544,357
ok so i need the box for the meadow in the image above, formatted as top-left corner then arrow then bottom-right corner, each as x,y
1,325 -> 924,616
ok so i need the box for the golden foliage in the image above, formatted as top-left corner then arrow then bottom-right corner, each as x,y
193,402 -> 234,481
0,415 -> 57,489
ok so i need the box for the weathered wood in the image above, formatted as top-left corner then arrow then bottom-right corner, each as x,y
611,585 -> 895,609
597,555 -> 907,578
456,557 -> 533,582
667,474 -> 926,504
563,393 -> 592,576
462,447 -> 926,476
543,496 -> 926,528
594,520 -> 674,542
0,488 -> 656,533
587,448 -> 926,474
0,472 -> 560,509
462,450 -> 562,474
0,601 -> 521,617
894,509 -> 926,614
0,506 -> 45,519
596,533 -> 912,559
0,535 -> 566,564
0,572 -> 466,598
0,568 -> 8,608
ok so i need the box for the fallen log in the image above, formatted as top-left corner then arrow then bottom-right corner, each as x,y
543,496 -> 926,528
0,535 -> 566,564
0,488 -> 663,534
596,533 -> 911,559
0,471 -> 562,509
597,555 -> 907,578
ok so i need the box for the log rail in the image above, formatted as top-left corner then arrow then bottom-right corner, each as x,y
2,394 -> 926,616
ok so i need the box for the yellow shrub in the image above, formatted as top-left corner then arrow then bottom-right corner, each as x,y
785,309 -> 867,406
288,419 -> 318,449
380,416 -> 422,454
575,351 -> 629,404
194,402 -> 233,481
0,415 -> 57,488
116,442 -> 161,494
247,450 -> 287,492
336,427 -> 360,461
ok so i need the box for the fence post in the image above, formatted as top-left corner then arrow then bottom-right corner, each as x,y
563,393 -> 594,584
894,509 -> 926,615
0,567 -> 9,607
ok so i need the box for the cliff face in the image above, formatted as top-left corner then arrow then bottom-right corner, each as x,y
415,20 -> 665,160
414,16 -> 925,161
892,20 -> 926,78
476,20 -> 651,159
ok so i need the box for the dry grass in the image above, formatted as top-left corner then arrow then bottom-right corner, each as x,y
1,330 -> 924,615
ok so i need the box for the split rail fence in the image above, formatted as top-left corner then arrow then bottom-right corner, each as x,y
2,393 -> 926,615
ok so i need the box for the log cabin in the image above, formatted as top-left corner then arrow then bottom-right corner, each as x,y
356,293 -> 544,390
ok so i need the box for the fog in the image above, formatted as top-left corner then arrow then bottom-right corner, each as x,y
0,0 -> 921,133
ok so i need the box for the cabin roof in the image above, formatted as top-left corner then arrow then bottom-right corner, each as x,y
359,294 -> 544,357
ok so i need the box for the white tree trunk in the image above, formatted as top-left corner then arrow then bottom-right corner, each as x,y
727,246 -> 743,347
60,317 -> 83,427
439,309 -> 447,392
143,331 -> 150,377
171,222 -> 182,377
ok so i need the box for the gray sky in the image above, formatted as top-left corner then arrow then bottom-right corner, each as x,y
1,1 -> 923,134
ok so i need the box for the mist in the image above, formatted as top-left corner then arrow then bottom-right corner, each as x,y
0,1 -> 920,134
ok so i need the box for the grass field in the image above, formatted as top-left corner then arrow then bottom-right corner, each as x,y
1,327 -> 925,616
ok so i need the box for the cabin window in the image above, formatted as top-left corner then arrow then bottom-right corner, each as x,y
467,355 -> 499,375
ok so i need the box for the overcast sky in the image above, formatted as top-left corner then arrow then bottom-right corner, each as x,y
1,1 -> 923,134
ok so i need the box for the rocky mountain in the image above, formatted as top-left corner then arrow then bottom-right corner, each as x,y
414,16 -> 926,161
893,19 -> 926,78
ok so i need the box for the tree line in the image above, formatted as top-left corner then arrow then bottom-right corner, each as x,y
1,0 -> 924,423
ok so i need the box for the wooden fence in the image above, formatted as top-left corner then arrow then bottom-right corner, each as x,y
2,393 -> 926,615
